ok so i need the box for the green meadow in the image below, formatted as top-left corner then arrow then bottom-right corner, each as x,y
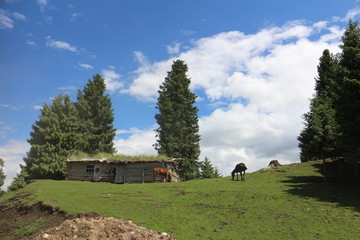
1,160 -> 359,240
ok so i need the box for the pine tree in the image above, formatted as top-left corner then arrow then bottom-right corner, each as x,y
76,74 -> 116,154
337,20 -> 360,173
298,50 -> 340,162
0,158 -> 5,195
8,165 -> 28,192
200,157 -> 222,178
155,60 -> 201,180
24,94 -> 79,179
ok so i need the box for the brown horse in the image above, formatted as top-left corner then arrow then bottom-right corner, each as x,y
231,163 -> 247,181
153,167 -> 172,182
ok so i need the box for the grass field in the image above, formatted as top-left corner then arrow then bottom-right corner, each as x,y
1,160 -> 360,240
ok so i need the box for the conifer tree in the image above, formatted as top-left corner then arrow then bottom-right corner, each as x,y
8,165 -> 28,192
76,74 -> 116,154
24,95 -> 79,179
200,157 -> 222,178
298,50 -> 340,162
155,60 -> 201,180
337,20 -> 360,173
0,158 -> 5,195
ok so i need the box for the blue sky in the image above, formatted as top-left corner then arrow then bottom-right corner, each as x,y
1,0 -> 359,189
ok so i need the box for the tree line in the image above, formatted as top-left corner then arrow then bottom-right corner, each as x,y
298,20 -> 360,180
4,60 -> 220,192
8,74 -> 117,190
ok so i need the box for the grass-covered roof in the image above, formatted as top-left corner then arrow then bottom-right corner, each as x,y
67,153 -> 179,162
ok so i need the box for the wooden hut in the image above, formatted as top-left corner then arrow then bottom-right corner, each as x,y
66,157 -> 181,183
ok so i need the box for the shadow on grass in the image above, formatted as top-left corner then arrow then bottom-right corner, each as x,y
281,163 -> 360,212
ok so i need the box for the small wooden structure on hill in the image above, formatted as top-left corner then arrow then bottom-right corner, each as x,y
66,156 -> 181,183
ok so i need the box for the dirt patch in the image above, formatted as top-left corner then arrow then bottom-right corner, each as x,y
32,216 -> 176,240
0,201 -> 176,240
0,202 -> 67,240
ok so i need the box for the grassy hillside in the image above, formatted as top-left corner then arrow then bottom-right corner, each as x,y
1,160 -> 360,240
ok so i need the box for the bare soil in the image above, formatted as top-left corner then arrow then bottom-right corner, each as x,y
0,200 -> 175,240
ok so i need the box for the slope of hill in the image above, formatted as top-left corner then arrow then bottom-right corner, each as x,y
1,160 -> 359,239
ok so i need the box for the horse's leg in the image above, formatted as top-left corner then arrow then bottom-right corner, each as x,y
243,171 -> 245,181
154,169 -> 158,182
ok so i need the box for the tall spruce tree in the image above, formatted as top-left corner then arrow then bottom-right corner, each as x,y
298,50 -> 340,162
76,74 -> 116,154
337,20 -> 360,173
24,94 -> 79,179
155,60 -> 201,180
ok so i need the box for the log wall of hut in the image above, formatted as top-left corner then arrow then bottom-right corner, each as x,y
66,160 -> 180,183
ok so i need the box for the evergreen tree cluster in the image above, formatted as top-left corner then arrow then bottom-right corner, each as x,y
8,60 -> 220,191
9,74 -> 116,190
298,20 -> 360,178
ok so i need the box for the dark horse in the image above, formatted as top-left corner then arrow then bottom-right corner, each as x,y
153,167 -> 172,182
231,163 -> 247,181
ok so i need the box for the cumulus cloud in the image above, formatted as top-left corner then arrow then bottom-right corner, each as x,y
101,68 -> 124,92
45,36 -> 78,52
123,52 -> 172,101
0,140 -> 29,190
119,17 -> 346,176
114,127 -> 157,155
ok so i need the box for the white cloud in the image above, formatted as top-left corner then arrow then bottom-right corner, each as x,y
33,105 -> 42,110
12,12 -> 26,20
37,0 -> 48,11
345,7 -> 360,21
70,13 -> 81,21
58,86 -> 78,91
0,103 -> 18,110
0,9 -> 14,29
114,127 -> 157,155
0,9 -> 25,30
45,36 -> 78,52
123,52 -> 172,101
166,42 -> 181,55
26,40 -> 37,46
0,8 -> 26,29
180,29 -> 196,36
79,62 -> 93,69
120,18 -> 345,176
101,68 -> 124,92
0,140 -> 29,190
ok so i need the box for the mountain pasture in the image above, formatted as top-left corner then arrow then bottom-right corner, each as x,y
0,160 -> 359,239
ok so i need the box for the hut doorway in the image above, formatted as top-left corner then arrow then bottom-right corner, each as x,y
114,165 -> 125,183
93,164 -> 102,181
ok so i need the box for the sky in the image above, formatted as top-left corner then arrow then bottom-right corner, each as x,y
1,0 -> 360,189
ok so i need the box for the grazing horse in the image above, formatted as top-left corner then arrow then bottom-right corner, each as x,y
231,163 -> 247,181
153,167 -> 172,183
